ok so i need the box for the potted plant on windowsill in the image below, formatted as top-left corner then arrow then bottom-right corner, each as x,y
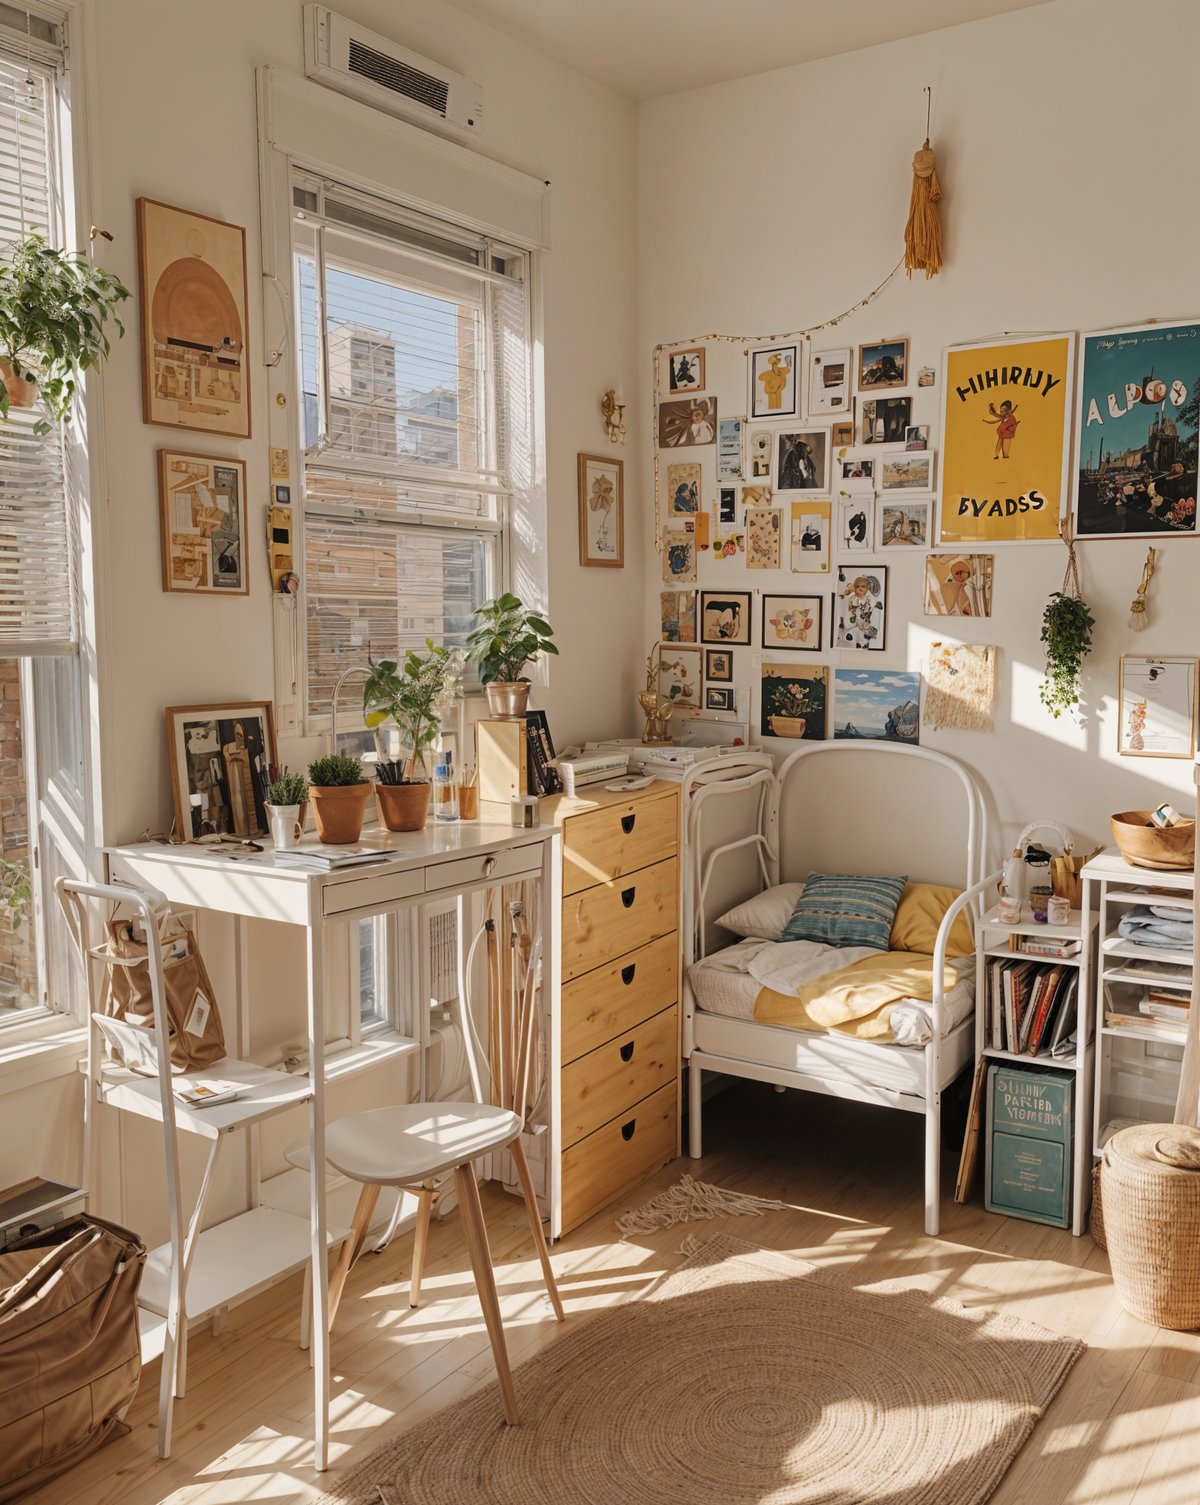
465,593 -> 557,719
306,753 -> 371,844
0,232 -> 130,434
363,642 -> 465,832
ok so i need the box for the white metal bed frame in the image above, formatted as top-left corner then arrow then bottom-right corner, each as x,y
682,742 -> 999,1237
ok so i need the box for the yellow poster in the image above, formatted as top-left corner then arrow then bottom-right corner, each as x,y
938,335 -> 1073,544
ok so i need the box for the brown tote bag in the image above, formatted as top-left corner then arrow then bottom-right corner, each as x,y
102,917 -> 226,1073
0,1215 -> 146,1502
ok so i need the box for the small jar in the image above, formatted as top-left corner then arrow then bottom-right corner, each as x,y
998,892 -> 1022,925
1030,884 -> 1053,923
1047,894 -> 1071,925
433,764 -> 459,822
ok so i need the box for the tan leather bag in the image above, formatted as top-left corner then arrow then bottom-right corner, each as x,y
0,1215 -> 146,1502
102,917 -> 226,1073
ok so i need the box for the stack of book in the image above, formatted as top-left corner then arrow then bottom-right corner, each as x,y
987,956 -> 1078,1056
1105,988 -> 1190,1040
524,709 -> 561,795
273,845 -> 392,872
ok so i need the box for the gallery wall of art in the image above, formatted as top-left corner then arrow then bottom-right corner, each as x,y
638,0 -> 1200,858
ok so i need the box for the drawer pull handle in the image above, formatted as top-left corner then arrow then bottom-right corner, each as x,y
620,963 -> 636,985
621,886 -> 636,909
619,1041 -> 635,1063
484,857 -> 496,877
621,814 -> 636,835
621,1118 -> 637,1141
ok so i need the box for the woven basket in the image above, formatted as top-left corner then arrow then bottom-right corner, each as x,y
1102,1123 -> 1200,1329
1089,1162 -> 1106,1249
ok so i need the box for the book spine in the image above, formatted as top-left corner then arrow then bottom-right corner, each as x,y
525,722 -> 548,795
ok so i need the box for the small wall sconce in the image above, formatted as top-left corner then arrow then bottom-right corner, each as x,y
601,387 -> 626,445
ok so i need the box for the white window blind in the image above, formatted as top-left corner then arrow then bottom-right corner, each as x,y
294,179 -> 529,723
0,42 -> 77,655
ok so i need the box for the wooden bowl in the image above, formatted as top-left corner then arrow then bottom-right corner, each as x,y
1110,810 -> 1196,870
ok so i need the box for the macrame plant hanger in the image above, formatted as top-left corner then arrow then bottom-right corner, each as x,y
1060,515 -> 1083,602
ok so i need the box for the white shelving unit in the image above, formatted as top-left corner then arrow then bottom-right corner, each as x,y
974,900 -> 1099,1235
1086,851 -> 1194,1156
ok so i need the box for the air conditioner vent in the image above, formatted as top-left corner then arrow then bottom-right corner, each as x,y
347,38 -> 450,116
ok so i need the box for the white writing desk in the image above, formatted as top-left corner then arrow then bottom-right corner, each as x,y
108,818 -> 561,1471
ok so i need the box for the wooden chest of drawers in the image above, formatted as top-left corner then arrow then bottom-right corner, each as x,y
544,782 -> 681,1234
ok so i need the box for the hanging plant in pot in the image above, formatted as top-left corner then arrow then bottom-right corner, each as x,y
1040,522 -> 1095,720
465,593 -> 557,718
363,642 -> 465,832
306,754 -> 371,845
0,232 -> 130,434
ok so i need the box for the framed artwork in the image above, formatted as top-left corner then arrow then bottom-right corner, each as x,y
809,346 -> 852,416
746,507 -> 782,569
705,648 -> 733,682
750,345 -> 798,419
1074,321 -> 1200,540
939,333 -> 1073,545
665,461 -> 701,517
880,453 -> 934,492
777,429 -> 830,493
1118,656 -> 1198,758
668,348 -> 705,393
157,450 -> 248,594
839,457 -> 874,492
833,668 -> 920,743
837,495 -> 873,553
137,198 -> 251,438
762,593 -> 823,653
166,701 -> 276,842
760,663 -> 827,740
831,419 -> 855,449
578,453 -> 624,566
833,566 -> 887,652
717,417 -> 744,480
659,647 -> 701,710
877,499 -> 931,549
700,590 -> 752,645
658,396 -> 717,447
923,553 -> 994,617
790,500 -> 832,574
705,687 -> 735,712
858,339 -> 908,390
660,590 -> 696,643
860,396 -> 912,445
905,424 -> 931,451
748,428 -> 774,478
661,527 -> 696,583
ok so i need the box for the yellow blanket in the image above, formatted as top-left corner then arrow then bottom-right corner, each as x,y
753,950 -> 960,1042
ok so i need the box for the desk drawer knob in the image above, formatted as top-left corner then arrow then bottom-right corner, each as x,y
619,1040 -> 635,1063
621,1118 -> 637,1141
620,963 -> 636,985
621,814 -> 636,835
620,886 -> 636,909
484,857 -> 496,877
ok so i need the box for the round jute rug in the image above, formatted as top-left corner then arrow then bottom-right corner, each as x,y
320,1234 -> 1082,1505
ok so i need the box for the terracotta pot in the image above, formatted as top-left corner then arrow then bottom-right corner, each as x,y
307,782 -> 371,844
376,781 -> 432,832
1,360 -> 37,410
769,715 -> 807,739
485,680 -> 531,718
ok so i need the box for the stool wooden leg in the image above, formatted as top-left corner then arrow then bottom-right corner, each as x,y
509,1137 -> 564,1322
453,1163 -> 519,1425
410,1185 -> 435,1308
327,1182 -> 380,1332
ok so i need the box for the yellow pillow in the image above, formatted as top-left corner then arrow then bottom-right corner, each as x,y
889,882 -> 973,958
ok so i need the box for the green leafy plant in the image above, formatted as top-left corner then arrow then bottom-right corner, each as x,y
307,753 -> 367,789
1040,591 -> 1094,719
465,593 -> 557,684
1,855 -> 31,931
0,233 -> 130,434
265,768 -> 308,805
363,642 -> 465,782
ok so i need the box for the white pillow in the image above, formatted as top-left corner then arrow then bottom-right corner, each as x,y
714,883 -> 806,941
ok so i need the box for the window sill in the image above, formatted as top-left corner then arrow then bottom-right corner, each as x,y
0,1017 -> 87,1095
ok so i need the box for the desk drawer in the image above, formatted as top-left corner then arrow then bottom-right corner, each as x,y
563,794 -> 677,897
562,858 -> 677,983
424,844 -> 543,893
562,1006 -> 677,1148
561,1081 -> 677,1233
562,933 -> 678,1064
322,868 -> 425,917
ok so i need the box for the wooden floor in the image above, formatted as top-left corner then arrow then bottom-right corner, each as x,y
24,1081 -> 1200,1505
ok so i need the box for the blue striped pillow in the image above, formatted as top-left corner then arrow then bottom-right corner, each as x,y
781,872 -> 909,951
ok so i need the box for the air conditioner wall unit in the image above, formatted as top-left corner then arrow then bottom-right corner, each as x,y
303,5 -> 484,136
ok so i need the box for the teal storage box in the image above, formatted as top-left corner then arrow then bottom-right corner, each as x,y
984,1063 -> 1072,1228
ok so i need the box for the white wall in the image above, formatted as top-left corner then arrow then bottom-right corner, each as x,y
638,0 -> 1200,864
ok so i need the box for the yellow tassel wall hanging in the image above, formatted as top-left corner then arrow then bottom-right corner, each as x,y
1127,546 -> 1156,631
904,87 -> 943,279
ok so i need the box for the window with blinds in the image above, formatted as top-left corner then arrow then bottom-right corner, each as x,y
292,179 -> 530,725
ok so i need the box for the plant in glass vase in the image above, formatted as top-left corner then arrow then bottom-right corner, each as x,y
363,642 -> 465,831
465,593 -> 557,718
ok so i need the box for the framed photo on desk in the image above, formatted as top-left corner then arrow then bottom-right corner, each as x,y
166,701 -> 277,841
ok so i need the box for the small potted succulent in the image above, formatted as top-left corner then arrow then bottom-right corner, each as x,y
465,593 -> 557,718
264,767 -> 309,849
306,753 -> 371,845
363,642 -> 465,831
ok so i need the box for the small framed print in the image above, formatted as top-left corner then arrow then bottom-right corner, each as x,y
809,346 -> 851,416
660,646 -> 701,710
706,686 -> 736,712
776,429 -> 830,493
750,345 -> 798,419
834,566 -> 888,652
880,452 -> 934,492
668,347 -> 705,393
860,396 -> 912,445
718,486 -> 737,523
578,453 -> 624,566
700,590 -> 752,645
839,456 -> 874,492
761,663 -> 827,741
837,496 -> 873,553
166,701 -> 277,842
857,339 -> 908,390
158,450 -> 248,594
1118,656 -> 1198,758
904,424 -> 931,451
831,419 -> 855,449
762,593 -> 823,653
665,461 -> 702,517
877,498 -> 932,549
705,648 -> 733,682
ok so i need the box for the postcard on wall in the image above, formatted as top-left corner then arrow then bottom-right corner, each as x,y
760,663 -> 827,741
837,495 -> 873,552
905,424 -> 931,451
833,668 -> 920,744
713,528 -> 745,559
923,553 -> 994,617
858,339 -> 908,391
705,647 -> 734,682
810,346 -> 852,416
718,486 -> 737,522
717,416 -> 744,480
700,590 -> 752,645
661,526 -> 697,583
660,590 -> 697,643
762,594 -> 823,653
1074,321 -> 1200,539
1118,655 -> 1198,758
658,396 -> 717,447
877,498 -> 931,549
938,333 -> 1073,545
831,419 -> 855,449
166,702 -> 276,841
777,429 -> 830,492
880,452 -> 934,492
749,345 -> 798,419
860,396 -> 912,446
659,646 -> 701,710
840,457 -> 874,492
137,198 -> 251,438
158,450 -> 248,595
746,507 -> 783,569
790,500 -> 832,573
834,566 -> 887,652
748,428 -> 774,478
668,348 -> 705,393
666,461 -> 702,517
742,483 -> 773,507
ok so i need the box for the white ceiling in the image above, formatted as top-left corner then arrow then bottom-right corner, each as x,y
447,0 -> 1056,100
